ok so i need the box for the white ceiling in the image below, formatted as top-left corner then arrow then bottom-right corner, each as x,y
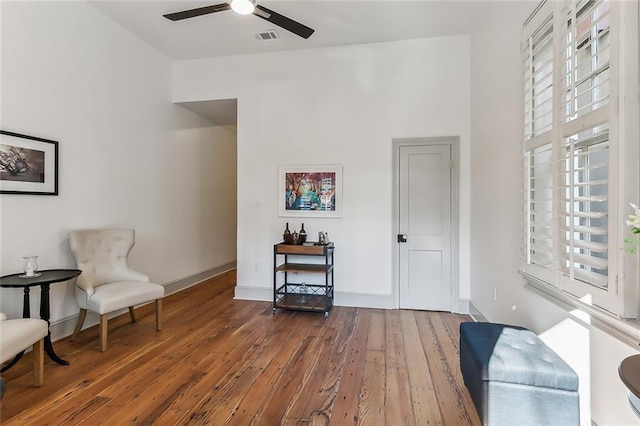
90,1 -> 491,125
90,1 -> 490,60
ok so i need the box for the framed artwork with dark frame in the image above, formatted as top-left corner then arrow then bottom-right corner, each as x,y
279,165 -> 343,218
0,130 -> 59,195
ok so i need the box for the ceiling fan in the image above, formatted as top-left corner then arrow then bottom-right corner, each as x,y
163,0 -> 315,39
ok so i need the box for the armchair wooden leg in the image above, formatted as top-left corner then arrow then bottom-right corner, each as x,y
71,308 -> 87,340
155,299 -> 162,331
128,307 -> 137,323
33,338 -> 44,386
100,314 -> 108,352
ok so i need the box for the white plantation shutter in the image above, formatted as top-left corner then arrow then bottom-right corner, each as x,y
560,0 -> 611,126
522,10 -> 555,280
520,0 -> 639,316
525,143 -> 554,269
557,125 -> 609,289
557,0 -> 612,292
524,16 -> 554,143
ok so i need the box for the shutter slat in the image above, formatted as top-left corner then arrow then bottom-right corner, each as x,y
573,268 -> 608,287
558,225 -> 607,235
571,210 -> 608,219
558,251 -> 608,269
572,239 -> 608,252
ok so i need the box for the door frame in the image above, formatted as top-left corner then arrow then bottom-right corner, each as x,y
392,137 -> 460,312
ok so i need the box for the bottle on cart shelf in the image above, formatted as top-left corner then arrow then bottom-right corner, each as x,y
318,231 -> 326,245
300,282 -> 309,304
299,223 -> 307,243
283,222 -> 293,244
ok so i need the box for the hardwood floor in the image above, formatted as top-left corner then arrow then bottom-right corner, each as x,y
0,271 -> 481,425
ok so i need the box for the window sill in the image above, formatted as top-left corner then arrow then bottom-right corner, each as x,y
521,271 -> 640,349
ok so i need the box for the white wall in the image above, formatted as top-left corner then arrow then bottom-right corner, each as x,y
470,2 -> 640,425
173,36 -> 471,308
0,2 -> 237,329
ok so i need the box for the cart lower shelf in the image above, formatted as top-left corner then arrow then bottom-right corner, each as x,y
273,284 -> 333,317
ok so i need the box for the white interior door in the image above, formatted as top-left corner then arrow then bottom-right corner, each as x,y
398,144 -> 452,311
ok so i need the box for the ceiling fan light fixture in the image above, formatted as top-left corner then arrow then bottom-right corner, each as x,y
230,0 -> 255,15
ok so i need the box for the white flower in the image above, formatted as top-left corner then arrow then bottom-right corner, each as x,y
628,203 -> 640,229
625,203 -> 640,254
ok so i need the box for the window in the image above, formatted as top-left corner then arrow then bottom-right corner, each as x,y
521,0 -> 638,318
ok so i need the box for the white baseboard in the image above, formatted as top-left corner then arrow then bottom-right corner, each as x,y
49,262 -> 236,342
234,286 -> 395,309
164,262 -> 236,296
235,286 -> 478,313
335,291 -> 395,309
457,299 -> 471,315
234,285 -> 272,302
468,301 -> 489,322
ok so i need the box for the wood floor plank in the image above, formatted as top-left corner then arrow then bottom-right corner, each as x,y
258,334 -> 324,424
0,271 -> 479,426
366,310 -> 385,351
280,320 -> 340,423
317,307 -> 358,395
324,309 -> 371,425
432,312 -> 481,425
383,310 -> 415,426
415,312 -> 481,426
399,310 -> 444,425
358,349 -> 385,426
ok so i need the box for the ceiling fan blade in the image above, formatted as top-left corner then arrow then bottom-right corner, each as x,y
253,4 -> 314,39
163,3 -> 231,21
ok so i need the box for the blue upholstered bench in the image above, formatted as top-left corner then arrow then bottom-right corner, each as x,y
459,322 -> 580,426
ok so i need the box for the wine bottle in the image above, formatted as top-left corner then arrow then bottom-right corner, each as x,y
283,222 -> 292,244
299,223 -> 307,243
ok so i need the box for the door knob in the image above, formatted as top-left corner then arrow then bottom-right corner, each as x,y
397,234 -> 408,243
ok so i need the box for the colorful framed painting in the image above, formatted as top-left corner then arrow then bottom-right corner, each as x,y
279,165 -> 343,218
0,130 -> 59,195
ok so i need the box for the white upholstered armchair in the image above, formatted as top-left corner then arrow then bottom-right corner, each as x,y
68,229 -> 164,352
0,313 -> 48,387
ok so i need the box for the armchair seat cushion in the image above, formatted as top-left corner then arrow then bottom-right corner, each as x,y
87,281 -> 164,314
0,318 -> 48,364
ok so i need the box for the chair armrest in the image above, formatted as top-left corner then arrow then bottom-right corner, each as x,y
76,269 -> 149,297
76,274 -> 95,296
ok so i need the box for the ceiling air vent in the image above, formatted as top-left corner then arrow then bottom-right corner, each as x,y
254,30 -> 279,41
